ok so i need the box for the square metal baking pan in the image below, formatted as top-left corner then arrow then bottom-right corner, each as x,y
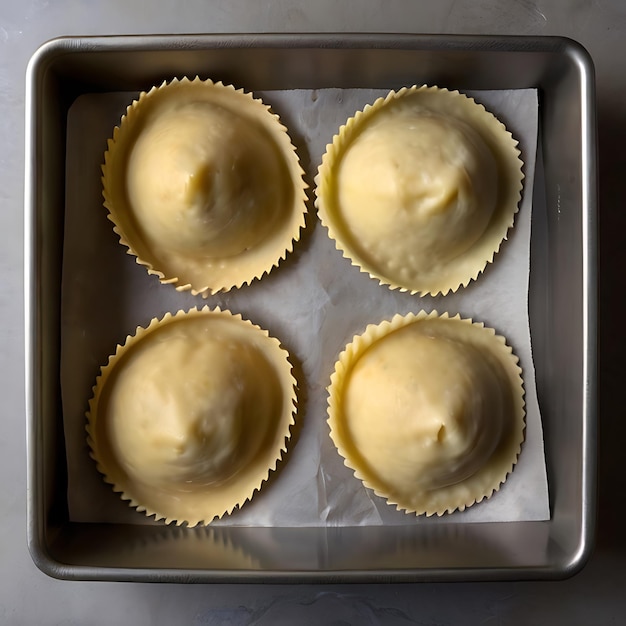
25,33 -> 597,582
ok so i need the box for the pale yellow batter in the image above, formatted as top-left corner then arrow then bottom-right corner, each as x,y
337,110 -> 498,277
103,78 -> 307,295
328,312 -> 525,516
88,308 -> 297,525
316,86 -> 524,295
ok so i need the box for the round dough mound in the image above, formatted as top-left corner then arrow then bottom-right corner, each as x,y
87,308 -> 297,525
337,110 -> 498,272
107,331 -> 280,488
127,102 -> 286,258
328,313 -> 525,516
344,326 -> 506,493
315,86 -> 524,295
102,78 -> 307,295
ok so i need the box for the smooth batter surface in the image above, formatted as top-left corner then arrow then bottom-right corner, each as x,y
337,109 -> 498,275
328,313 -> 525,516
103,78 -> 307,295
316,86 -> 524,295
127,101 -> 286,258
88,309 -> 296,525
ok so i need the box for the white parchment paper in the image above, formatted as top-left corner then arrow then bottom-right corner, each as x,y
61,87 -> 548,526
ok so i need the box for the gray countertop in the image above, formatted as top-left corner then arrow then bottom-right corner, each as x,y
1,1 -> 623,623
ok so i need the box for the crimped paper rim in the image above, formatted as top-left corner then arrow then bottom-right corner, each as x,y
327,311 -> 526,517
102,77 -> 308,297
314,85 -> 525,296
86,306 -> 298,526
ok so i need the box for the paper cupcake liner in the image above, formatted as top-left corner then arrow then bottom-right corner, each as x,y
102,77 -> 308,296
86,307 -> 297,526
315,86 -> 524,296
327,311 -> 526,517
